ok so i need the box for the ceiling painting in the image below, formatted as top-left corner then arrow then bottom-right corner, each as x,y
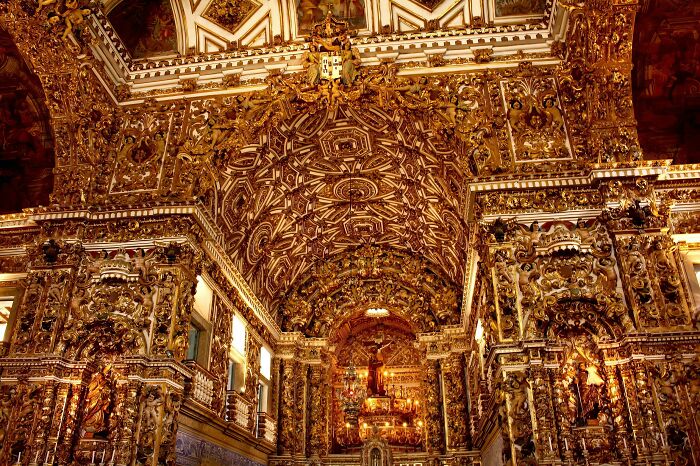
495,0 -> 546,17
632,0 -> 700,164
203,0 -> 260,34
107,0 -> 179,58
0,30 -> 54,214
297,0 -> 367,34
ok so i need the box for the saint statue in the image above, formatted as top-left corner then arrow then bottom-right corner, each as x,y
366,334 -> 391,397
571,361 -> 605,426
82,365 -> 113,438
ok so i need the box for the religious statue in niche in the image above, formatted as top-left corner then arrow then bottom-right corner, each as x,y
562,343 -> 607,427
82,365 -> 114,438
365,333 -> 392,397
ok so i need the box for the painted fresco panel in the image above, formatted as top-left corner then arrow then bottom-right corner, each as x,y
632,0 -> 700,164
495,0 -> 546,17
297,0 -> 366,34
108,0 -> 178,59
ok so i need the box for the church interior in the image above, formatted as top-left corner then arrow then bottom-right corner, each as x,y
0,0 -> 699,464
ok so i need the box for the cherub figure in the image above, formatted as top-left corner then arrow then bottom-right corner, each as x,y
61,0 -> 91,40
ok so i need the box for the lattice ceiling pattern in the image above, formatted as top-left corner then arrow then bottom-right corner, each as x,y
219,105 -> 469,313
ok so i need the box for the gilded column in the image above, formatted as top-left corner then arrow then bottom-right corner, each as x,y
307,363 -> 329,458
424,358 -> 445,454
530,365 -> 557,460
443,353 -> 470,450
618,362 -> 645,457
278,358 -> 298,455
503,370 -> 534,465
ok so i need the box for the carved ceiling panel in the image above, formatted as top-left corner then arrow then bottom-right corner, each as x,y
218,104 -> 468,312
203,0 -> 260,35
278,245 -> 462,336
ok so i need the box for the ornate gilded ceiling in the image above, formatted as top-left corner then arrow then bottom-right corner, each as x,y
97,0 -> 555,57
218,104 -> 468,312
5,0 -> 692,331
278,245 -> 461,337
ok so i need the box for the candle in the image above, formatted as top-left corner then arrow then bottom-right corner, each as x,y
110,449 -> 116,464
582,438 -> 586,450
101,450 -> 105,464
35,452 -> 40,463
92,451 -> 95,464
46,451 -> 50,464
564,438 -> 569,450
641,438 -> 645,449
623,437 -> 627,449
548,436 -> 553,451
16,452 -> 21,463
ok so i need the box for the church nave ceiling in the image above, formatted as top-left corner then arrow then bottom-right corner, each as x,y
216,104 -> 468,314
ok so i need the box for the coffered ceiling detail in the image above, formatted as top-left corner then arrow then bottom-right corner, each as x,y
217,104 -> 469,313
91,0 -> 562,84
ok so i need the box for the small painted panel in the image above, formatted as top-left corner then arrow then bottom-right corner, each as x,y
495,0 -> 546,17
297,0 -> 366,34
108,0 -> 178,59
204,0 -> 259,34
632,0 -> 700,164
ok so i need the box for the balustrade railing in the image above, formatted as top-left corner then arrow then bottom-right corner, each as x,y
225,390 -> 253,430
184,361 -> 215,409
256,412 -> 276,444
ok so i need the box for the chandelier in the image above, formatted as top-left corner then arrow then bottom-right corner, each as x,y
340,361 -> 365,426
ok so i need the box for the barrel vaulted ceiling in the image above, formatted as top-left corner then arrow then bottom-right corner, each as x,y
219,105 -> 469,312
79,0 -> 569,316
